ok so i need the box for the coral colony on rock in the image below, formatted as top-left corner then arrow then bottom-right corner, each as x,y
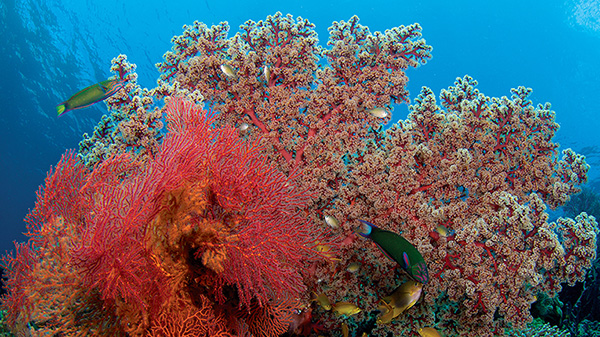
0,12 -> 598,337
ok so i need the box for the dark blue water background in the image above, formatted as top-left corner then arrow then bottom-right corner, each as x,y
1,0 -> 599,255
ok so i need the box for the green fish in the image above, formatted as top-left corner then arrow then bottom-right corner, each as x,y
358,220 -> 429,284
56,78 -> 125,116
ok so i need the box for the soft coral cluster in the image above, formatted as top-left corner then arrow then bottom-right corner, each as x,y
323,76 -> 596,336
155,12 -> 432,221
1,97 -> 327,336
79,54 -> 163,169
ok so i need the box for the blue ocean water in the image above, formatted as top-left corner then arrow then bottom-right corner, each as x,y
0,0 -> 599,261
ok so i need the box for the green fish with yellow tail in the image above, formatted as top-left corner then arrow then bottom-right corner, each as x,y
56,78 -> 125,116
358,220 -> 429,284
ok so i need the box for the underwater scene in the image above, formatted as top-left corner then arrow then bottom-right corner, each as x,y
1,0 -> 600,336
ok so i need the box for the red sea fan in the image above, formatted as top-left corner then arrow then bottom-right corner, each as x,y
158,97 -> 327,307
69,151 -> 170,333
150,297 -> 232,337
0,242 -> 37,330
69,96 -> 327,335
1,151 -> 87,329
24,150 -> 89,245
2,96 -> 329,336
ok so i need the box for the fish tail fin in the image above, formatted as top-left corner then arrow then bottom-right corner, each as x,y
357,220 -> 375,237
56,103 -> 67,116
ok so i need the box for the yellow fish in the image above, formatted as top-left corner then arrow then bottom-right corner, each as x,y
220,64 -> 237,79
367,107 -> 388,118
435,225 -> 455,237
418,327 -> 442,337
435,225 -> 449,237
382,281 -> 423,319
342,322 -> 349,337
312,292 -> 332,310
315,244 -> 334,257
347,262 -> 361,273
314,244 -> 340,261
333,301 -> 361,316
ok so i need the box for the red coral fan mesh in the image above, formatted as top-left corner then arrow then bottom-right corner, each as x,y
24,150 -> 89,245
1,151 -> 88,329
150,297 -> 231,337
70,152 -> 169,323
0,241 -> 37,329
2,96 -> 327,336
241,297 -> 299,337
160,97 -> 325,308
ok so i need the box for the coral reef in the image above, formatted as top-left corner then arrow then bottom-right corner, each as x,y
559,188 -> 600,335
564,186 -> 600,220
1,12 -> 598,337
576,319 -> 600,337
151,12 -> 596,335
0,310 -> 14,337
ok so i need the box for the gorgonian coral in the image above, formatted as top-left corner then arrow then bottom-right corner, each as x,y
2,97 -> 329,336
